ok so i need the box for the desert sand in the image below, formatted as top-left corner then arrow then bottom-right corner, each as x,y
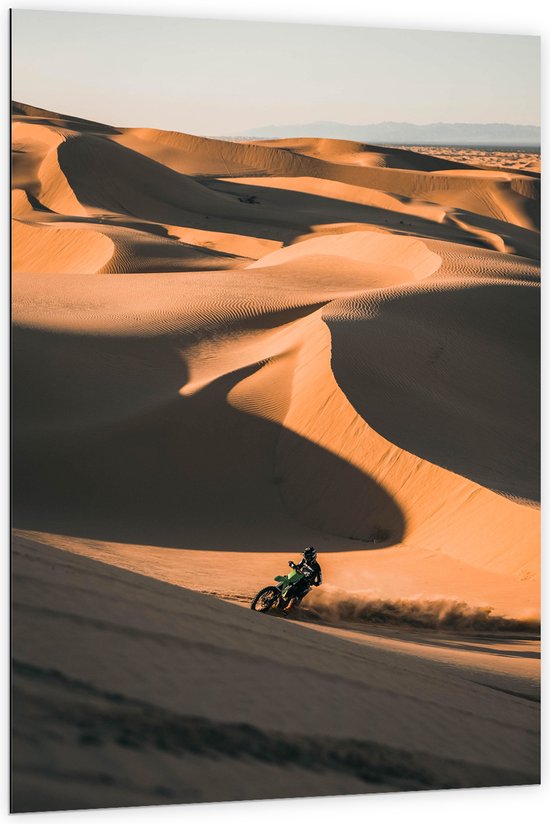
11,101 -> 540,811
395,145 -> 540,174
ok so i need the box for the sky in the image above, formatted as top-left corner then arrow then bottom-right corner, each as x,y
11,10 -> 540,135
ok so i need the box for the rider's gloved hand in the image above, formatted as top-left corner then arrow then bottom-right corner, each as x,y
288,561 -> 296,568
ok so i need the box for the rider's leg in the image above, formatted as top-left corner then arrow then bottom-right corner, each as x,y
288,584 -> 310,611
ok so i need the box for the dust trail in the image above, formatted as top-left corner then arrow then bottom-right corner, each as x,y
304,587 -> 540,633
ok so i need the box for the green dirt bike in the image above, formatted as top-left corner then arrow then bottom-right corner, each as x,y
250,562 -> 315,614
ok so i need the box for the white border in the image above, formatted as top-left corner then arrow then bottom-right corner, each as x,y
2,2 -> 546,823
3,0 -> 546,34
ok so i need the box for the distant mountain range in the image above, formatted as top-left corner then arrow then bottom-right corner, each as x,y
241,121 -> 540,146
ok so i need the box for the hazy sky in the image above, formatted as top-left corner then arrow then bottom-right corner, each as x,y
11,10 -> 540,134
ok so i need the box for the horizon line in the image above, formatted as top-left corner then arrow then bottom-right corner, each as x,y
12,100 -> 540,136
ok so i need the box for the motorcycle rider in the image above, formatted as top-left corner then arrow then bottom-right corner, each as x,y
285,546 -> 322,608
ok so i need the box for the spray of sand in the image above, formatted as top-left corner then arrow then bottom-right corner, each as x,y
304,587 -> 540,633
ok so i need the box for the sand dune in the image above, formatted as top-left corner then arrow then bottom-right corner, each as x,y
11,101 -> 540,809
247,230 -> 442,278
12,99 -> 540,604
251,136 -> 477,171
326,278 -> 539,500
12,535 -> 539,812
12,220 -> 114,274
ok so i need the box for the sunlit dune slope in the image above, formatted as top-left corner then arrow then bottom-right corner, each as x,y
11,102 -> 540,619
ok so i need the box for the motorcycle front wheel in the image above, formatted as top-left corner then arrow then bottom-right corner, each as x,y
251,586 -> 280,613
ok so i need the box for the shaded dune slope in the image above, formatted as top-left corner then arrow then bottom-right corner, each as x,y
326,278 -> 540,501
12,103 -> 540,616
12,537 -> 539,812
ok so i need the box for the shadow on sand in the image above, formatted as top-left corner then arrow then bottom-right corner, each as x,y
13,326 -> 405,551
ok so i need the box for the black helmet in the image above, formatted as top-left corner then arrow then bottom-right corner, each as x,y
303,546 -> 317,562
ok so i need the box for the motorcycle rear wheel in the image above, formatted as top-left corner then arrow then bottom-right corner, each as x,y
251,586 -> 280,613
